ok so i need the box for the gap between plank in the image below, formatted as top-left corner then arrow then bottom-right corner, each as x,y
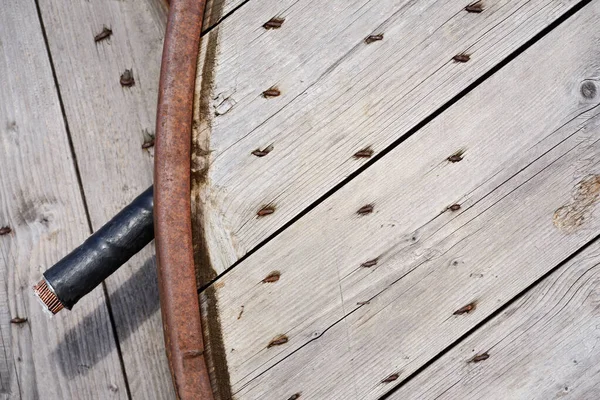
198,0 -> 594,294
379,232 -> 600,399
202,0 -> 253,36
32,1 -> 133,398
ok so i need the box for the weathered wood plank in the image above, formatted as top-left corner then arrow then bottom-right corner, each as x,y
390,239 -> 600,399
36,0 -> 250,397
35,0 -> 173,397
193,0 -> 587,276
0,1 -> 127,398
204,2 -> 600,398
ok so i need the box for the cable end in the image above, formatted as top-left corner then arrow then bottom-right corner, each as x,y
33,279 -> 65,315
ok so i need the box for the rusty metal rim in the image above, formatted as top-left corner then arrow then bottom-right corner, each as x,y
154,0 -> 214,398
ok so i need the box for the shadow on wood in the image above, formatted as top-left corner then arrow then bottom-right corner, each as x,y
52,256 -> 160,378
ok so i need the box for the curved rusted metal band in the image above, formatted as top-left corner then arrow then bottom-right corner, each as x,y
154,0 -> 214,399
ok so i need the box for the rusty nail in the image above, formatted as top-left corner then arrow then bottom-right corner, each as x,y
361,258 -> 378,268
453,302 -> 476,315
120,69 -> 135,87
288,393 -> 301,400
262,271 -> 281,283
357,204 -> 374,215
257,205 -> 275,217
94,26 -> 113,42
142,138 -> 155,149
448,204 -> 461,211
382,373 -> 399,383
262,87 -> 281,98
0,226 -> 11,235
267,334 -> 289,348
10,317 -> 27,324
263,17 -> 285,29
365,34 -> 384,44
354,147 -> 374,159
252,144 -> 274,157
453,54 -> 471,63
447,150 -> 464,163
465,1 -> 484,13
469,352 -> 489,363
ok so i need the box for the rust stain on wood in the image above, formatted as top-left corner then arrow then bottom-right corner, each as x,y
10,317 -> 27,324
469,352 -> 489,363
448,203 -> 461,211
553,175 -> 600,233
357,204 -> 374,215
354,147 -> 374,159
263,17 -> 285,29
0,226 -> 11,235
94,26 -> 112,42
257,205 -> 276,217
262,271 -> 281,283
214,281 -> 225,290
142,138 -> 155,149
361,258 -> 378,268
365,34 -> 384,44
262,87 -> 281,98
237,306 -> 244,320
252,144 -> 274,157
447,149 -> 465,163
465,2 -> 484,13
287,393 -> 301,400
453,54 -> 471,63
267,334 -> 289,348
453,302 -> 476,315
381,373 -> 399,383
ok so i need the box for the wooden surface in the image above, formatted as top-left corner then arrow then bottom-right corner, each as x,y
35,0 -> 173,397
193,0 -> 585,277
0,1 -> 127,398
390,239 -> 600,399
194,0 -> 600,398
3,0 -> 600,399
1,0 -> 243,399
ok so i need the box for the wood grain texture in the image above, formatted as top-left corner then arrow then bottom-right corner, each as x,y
192,0 -> 585,276
0,1 -> 127,398
35,0 -> 252,397
204,2 -> 600,398
390,239 -> 600,400
35,0 -> 173,397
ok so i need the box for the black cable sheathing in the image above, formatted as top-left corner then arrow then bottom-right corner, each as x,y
42,186 -> 155,309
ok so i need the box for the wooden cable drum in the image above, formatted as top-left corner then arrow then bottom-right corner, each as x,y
154,0 -> 600,399
21,0 -> 600,398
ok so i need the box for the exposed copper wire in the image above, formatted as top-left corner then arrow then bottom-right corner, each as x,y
33,279 -> 64,314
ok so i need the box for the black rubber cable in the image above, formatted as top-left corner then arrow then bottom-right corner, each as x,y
35,186 -> 154,312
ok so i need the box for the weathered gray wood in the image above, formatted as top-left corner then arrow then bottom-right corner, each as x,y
390,239 -> 600,400
203,2 -> 600,398
35,0 -> 173,396
35,0 -> 251,397
0,1 -> 127,398
193,0 -> 586,276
